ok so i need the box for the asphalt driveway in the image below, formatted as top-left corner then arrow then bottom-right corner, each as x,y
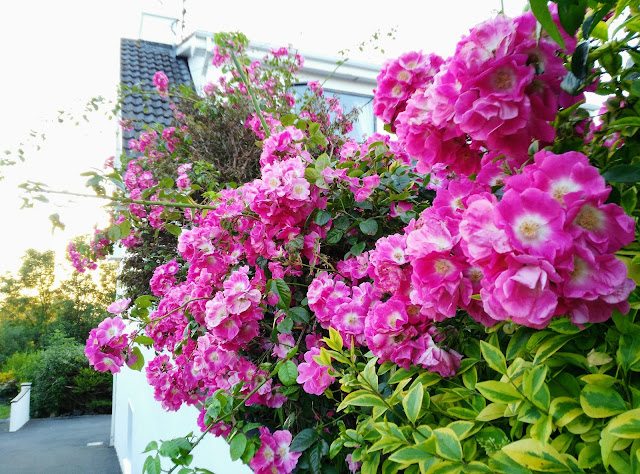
0,415 -> 120,474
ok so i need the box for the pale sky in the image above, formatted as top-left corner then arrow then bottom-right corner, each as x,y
0,0 -> 526,275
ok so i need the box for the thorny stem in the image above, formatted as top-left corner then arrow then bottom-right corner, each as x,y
147,296 -> 215,328
230,52 -> 271,138
25,187 -> 220,211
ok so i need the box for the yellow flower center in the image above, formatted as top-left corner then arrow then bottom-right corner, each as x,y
518,220 -> 539,240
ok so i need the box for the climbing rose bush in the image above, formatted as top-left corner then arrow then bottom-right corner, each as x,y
76,5 -> 640,474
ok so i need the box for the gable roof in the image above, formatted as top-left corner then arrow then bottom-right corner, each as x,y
119,39 -> 192,158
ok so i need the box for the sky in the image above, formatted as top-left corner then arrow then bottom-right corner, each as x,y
0,0 -> 527,276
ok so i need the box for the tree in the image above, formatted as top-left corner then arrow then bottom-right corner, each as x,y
0,248 -> 116,361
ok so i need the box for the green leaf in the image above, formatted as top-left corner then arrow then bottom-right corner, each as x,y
476,427 -> 509,456
557,0 -> 587,36
577,443 -> 601,469
325,228 -> 343,245
326,327 -> 343,352
290,428 -> 318,452
565,414 -> 593,435
502,438 -> 569,472
489,451 -> 533,474
434,428 -> 463,461
229,433 -> 247,461
337,390 -> 388,411
276,317 -> 293,334
446,407 -> 478,420
603,163 -> 640,182
333,215 -> 350,230
517,401 -> 543,424
329,438 -> 344,460
480,340 -> 507,375
550,397 -> 583,427
600,427 -> 617,468
607,408 -> 640,438
288,307 -> 310,323
135,295 -> 156,309
583,4 -> 613,39
604,163 -> 640,183
548,316 -> 582,335
143,441 -> 158,453
388,444 -> 434,464
128,347 -> 145,371
143,455 -> 162,474
580,384 -> 627,418
403,383 -> 424,424
388,367 -> 420,384
268,279 -> 291,310
464,461 -> 493,473
523,365 -> 548,403
159,440 -> 180,458
621,187 -> 637,215
427,461 -> 462,474
315,210 -> 331,226
530,0 -> 566,50
362,357 -> 379,391
447,421 -> 478,441
118,220 -> 131,238
278,360 -> 298,386
530,415 -> 553,444
359,218 -> 378,236
476,403 -> 506,422
580,374 -> 616,387
240,439 -> 258,464
349,241 -> 366,257
506,327 -> 532,360
571,41 -> 590,82
165,223 -> 182,237
280,113 -> 298,127
106,225 -> 122,241
533,335 -> 571,365
361,450 -> 381,474
135,335 -> 155,346
462,366 -> 477,390
475,381 -> 523,404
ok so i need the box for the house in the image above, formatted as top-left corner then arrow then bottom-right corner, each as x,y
111,24 -> 380,474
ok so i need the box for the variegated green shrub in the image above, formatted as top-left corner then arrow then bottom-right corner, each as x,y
322,307 -> 640,473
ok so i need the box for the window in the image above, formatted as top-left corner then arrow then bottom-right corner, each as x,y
293,84 -> 376,141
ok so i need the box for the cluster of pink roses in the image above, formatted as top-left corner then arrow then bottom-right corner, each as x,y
375,10 -> 582,176
153,71 -> 169,97
67,228 -> 112,273
85,314 -> 132,374
460,150 -> 635,327
249,428 -> 300,474
68,241 -> 98,273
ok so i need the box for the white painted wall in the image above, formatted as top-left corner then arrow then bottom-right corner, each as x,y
112,345 -> 251,474
9,382 -> 31,432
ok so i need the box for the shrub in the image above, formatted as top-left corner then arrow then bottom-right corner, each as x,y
28,337 -> 112,417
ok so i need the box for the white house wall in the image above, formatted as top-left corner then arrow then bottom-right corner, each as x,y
112,344 -> 251,474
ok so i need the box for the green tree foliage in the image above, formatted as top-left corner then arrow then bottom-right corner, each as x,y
0,248 -> 117,363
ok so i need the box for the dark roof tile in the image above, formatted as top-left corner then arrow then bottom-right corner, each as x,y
120,38 -> 193,159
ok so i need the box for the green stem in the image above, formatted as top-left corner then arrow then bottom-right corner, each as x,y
321,59 -> 349,88
166,373 -> 272,474
148,297 -> 215,328
28,187 -> 219,211
230,52 -> 270,138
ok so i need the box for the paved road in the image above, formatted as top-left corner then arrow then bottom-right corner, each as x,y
0,415 -> 120,474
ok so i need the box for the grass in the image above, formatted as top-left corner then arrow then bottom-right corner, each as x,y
0,404 -> 10,419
